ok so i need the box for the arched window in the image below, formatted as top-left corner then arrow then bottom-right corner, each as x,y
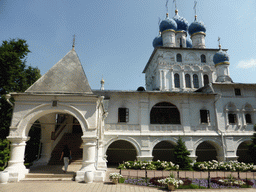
174,73 -> 180,88
185,74 -> 191,88
201,54 -> 206,63
226,103 -> 237,125
203,74 -> 209,85
176,54 -> 182,62
150,102 -> 181,124
245,114 -> 252,124
193,74 -> 199,88
228,113 -> 237,124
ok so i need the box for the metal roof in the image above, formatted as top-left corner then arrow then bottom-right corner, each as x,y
25,49 -> 92,94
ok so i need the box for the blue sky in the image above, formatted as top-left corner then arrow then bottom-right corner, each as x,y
1,0 -> 256,90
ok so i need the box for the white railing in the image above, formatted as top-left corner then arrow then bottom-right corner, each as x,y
149,125 -> 183,132
191,125 -> 216,132
105,124 -> 140,132
226,124 -> 254,132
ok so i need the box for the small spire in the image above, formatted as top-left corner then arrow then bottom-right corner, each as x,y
72,35 -> 75,50
166,0 -> 169,13
194,1 -> 197,20
100,76 -> 105,90
173,0 -> 177,11
158,17 -> 161,26
218,37 -> 222,49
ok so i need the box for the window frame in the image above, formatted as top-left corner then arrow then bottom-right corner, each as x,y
200,109 -> 210,124
203,74 -> 209,86
234,88 -> 241,96
118,108 -> 129,123
176,54 -> 182,62
185,74 -> 191,88
228,113 -> 237,124
245,113 -> 252,124
193,74 -> 199,88
201,54 -> 206,63
174,73 -> 180,88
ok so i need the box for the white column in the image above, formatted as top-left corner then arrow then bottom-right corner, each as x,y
199,70 -> 203,87
211,71 -> 215,83
181,71 -> 185,91
36,139 -> 53,165
237,109 -> 242,128
140,100 -> 149,132
224,109 -> 229,131
240,109 -> 245,127
190,72 -> 193,89
159,70 -> 162,90
181,104 -> 190,132
35,114 -> 55,165
76,137 -> 97,182
5,137 -> 29,182
170,70 -> 174,91
81,138 -> 97,170
163,70 -> 167,90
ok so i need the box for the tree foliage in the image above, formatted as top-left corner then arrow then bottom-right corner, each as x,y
248,125 -> 256,164
0,39 -> 41,170
0,39 -> 41,139
173,137 -> 192,170
0,139 -> 10,171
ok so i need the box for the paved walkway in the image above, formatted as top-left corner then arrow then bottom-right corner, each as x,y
1,181 -> 256,192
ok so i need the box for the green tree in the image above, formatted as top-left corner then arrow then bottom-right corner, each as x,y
248,125 -> 256,164
0,39 -> 41,170
173,137 -> 192,170
0,139 -> 10,171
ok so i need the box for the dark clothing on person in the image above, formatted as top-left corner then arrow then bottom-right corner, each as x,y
63,146 -> 70,157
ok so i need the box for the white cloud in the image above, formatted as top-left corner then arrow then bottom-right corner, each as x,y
237,58 -> 256,69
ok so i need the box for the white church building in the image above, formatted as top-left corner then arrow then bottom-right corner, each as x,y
4,7 -> 255,183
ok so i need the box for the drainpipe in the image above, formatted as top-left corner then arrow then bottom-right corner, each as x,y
5,94 -> 13,107
214,94 -> 226,161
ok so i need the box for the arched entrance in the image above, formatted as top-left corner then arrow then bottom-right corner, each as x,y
152,141 -> 175,162
32,112 -> 83,166
106,140 -> 137,166
237,141 -> 252,163
196,141 -> 217,162
150,102 -> 180,124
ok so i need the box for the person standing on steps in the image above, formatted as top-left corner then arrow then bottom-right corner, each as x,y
60,144 -> 71,173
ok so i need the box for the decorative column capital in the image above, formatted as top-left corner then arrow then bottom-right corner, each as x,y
81,136 -> 97,145
7,136 -> 29,143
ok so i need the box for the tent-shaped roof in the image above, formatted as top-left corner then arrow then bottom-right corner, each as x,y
26,49 -> 92,94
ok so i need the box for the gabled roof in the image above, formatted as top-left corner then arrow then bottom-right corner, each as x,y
26,49 -> 92,94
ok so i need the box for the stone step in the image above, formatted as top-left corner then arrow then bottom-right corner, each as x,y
21,173 -> 76,181
25,173 -> 74,178
21,178 -> 73,181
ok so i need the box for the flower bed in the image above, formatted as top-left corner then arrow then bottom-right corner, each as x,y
109,173 -> 123,180
211,177 -> 254,187
193,160 -> 253,172
118,160 -> 179,170
123,177 -> 256,189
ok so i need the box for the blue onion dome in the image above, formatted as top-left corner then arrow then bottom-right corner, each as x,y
186,39 -> 192,48
152,33 -> 163,48
173,10 -> 189,32
188,16 -> 206,36
159,13 -> 177,33
213,46 -> 230,65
